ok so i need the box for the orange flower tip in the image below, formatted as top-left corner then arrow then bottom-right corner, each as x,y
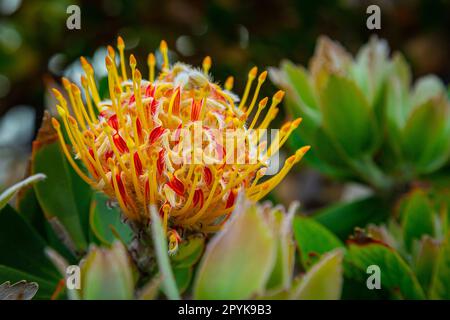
202,56 -> 211,68
129,54 -> 137,67
224,76 -> 234,91
274,90 -> 285,102
292,117 -> 303,128
117,36 -> 125,49
85,131 -> 95,141
281,121 -> 292,132
134,69 -> 142,80
70,83 -> 80,95
51,118 -> 60,130
61,77 -> 71,89
56,105 -> 66,117
163,203 -> 171,213
295,146 -> 311,160
194,165 -> 203,176
51,88 -> 62,99
286,154 -> 296,165
160,40 -> 168,52
80,56 -> 89,67
148,53 -> 155,65
80,75 -> 88,87
107,45 -> 115,57
248,66 -> 258,79
68,116 -> 78,126
107,157 -> 115,168
259,97 -> 269,108
105,55 -> 113,69
258,71 -> 268,82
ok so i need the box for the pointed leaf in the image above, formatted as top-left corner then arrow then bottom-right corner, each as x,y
194,199 -> 276,299
150,206 -> 180,300
320,74 -> 377,157
429,233 -> 450,299
291,249 -> 344,300
0,174 -> 46,210
89,192 -> 133,246
400,190 -> 435,251
344,242 -> 425,299
294,217 -> 344,269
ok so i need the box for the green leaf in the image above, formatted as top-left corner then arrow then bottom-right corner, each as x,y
89,192 -> 133,246
0,174 -> 46,210
400,190 -> 435,251
411,75 -> 445,108
401,97 -> 450,174
265,208 -> 295,292
193,199 -> 276,299
293,216 -> 343,269
291,249 -> 344,300
344,242 -> 425,299
0,265 -> 56,300
413,236 -> 440,294
150,206 -> 180,300
281,60 -> 319,110
32,135 -> 88,252
314,196 -> 390,240
429,233 -> 450,299
81,241 -> 134,300
320,74 -> 377,157
351,36 -> 389,107
16,184 -> 47,238
0,205 -> 61,282
173,267 -> 193,294
171,237 -> 204,269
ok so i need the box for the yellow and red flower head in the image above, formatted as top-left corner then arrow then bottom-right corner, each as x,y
51,37 -> 309,240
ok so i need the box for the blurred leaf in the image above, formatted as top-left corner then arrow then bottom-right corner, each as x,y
411,75 -> 445,108
194,199 -> 276,299
16,184 -> 47,238
89,192 -> 133,246
400,190 -> 435,251
171,237 -> 204,269
137,275 -> 162,300
31,113 -> 88,252
320,74 -> 377,157
81,241 -> 134,300
401,97 -> 450,174
0,205 -> 61,282
150,206 -> 180,300
344,242 -> 425,299
413,236 -> 440,294
0,174 -> 46,210
293,216 -> 343,269
314,196 -> 390,240
280,61 -> 319,110
291,249 -> 344,300
265,208 -> 295,292
429,233 -> 450,299
351,36 -> 389,108
173,267 -> 192,294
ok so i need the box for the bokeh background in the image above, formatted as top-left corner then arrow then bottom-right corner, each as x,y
1,0 -> 449,209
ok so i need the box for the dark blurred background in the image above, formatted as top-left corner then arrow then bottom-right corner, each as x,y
0,0 -> 449,206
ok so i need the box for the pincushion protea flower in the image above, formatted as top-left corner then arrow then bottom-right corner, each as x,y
51,37 -> 309,250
